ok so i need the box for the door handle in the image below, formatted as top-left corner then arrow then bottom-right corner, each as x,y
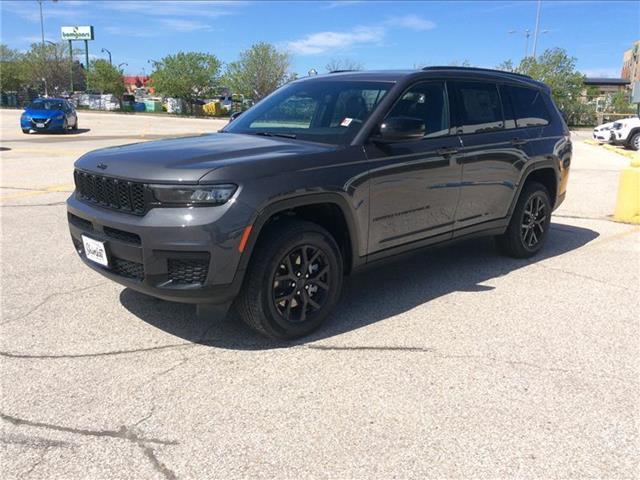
437,147 -> 458,156
511,138 -> 528,146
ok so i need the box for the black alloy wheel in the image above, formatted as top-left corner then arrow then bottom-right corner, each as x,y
272,245 -> 331,323
521,194 -> 547,249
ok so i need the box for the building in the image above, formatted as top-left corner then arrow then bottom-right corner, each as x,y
621,40 -> 640,82
122,75 -> 151,94
584,77 -> 631,96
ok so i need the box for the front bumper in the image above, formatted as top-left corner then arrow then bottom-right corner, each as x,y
21,117 -> 65,132
66,194 -> 255,304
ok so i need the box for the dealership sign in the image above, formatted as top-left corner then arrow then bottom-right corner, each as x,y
61,26 -> 94,41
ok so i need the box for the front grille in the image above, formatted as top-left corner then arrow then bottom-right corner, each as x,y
31,118 -> 50,125
74,170 -> 147,215
168,258 -> 209,285
111,258 -> 144,280
68,212 -> 93,231
103,226 -> 141,245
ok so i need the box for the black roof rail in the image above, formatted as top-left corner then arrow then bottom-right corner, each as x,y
329,69 -> 357,74
421,66 -> 533,80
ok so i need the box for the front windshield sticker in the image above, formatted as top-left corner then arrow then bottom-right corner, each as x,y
340,118 -> 354,127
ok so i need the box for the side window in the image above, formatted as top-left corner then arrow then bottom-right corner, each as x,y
385,81 -> 449,138
329,88 -> 387,127
502,85 -> 550,127
451,81 -> 503,134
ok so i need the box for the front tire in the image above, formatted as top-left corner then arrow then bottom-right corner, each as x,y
237,219 -> 343,340
496,181 -> 552,258
22,128 -> 30,134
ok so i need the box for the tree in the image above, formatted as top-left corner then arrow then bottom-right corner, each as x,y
21,42 -> 81,95
224,42 -> 290,100
150,51 -> 221,113
608,91 -> 635,114
325,58 -> 363,72
496,48 -> 585,125
0,44 -> 26,91
86,59 -> 125,98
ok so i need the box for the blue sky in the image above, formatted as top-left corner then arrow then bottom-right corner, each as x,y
1,0 -> 637,77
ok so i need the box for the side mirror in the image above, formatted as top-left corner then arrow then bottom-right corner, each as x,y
229,111 -> 242,123
374,116 -> 426,143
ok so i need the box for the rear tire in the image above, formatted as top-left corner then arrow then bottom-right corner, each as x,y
236,218 -> 343,340
496,181 -> 552,258
628,132 -> 640,151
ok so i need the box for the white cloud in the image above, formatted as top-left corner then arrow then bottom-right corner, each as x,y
384,15 -> 436,31
159,19 -> 213,32
286,26 -> 385,55
581,68 -> 623,78
322,1 -> 363,9
101,1 -> 242,18
285,14 -> 435,56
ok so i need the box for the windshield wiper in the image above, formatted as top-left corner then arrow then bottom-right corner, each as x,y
252,131 -> 297,139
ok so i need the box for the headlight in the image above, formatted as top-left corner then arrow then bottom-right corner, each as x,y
151,184 -> 237,206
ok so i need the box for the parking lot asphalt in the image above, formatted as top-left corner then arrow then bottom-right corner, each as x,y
1,109 -> 638,479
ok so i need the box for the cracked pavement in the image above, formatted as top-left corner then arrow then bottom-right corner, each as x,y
1,111 -> 638,478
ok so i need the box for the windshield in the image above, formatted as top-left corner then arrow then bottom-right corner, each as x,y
223,80 -> 393,145
28,99 -> 64,110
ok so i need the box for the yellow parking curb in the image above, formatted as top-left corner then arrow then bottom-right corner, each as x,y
613,159 -> 640,224
0,184 -> 74,202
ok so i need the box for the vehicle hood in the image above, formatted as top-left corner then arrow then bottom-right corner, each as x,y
74,133 -> 337,183
23,108 -> 64,118
594,122 -> 614,131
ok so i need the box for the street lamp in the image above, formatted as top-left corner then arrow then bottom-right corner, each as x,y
101,47 -> 112,65
36,0 -> 58,48
308,68 -> 318,76
118,62 -> 128,70
508,29 -> 532,59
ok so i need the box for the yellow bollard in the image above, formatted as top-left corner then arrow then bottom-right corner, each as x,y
613,158 -> 640,224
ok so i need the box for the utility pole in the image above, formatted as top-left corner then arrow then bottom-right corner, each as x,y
532,0 -> 542,58
84,39 -> 90,90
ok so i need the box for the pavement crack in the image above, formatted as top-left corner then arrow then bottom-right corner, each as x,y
307,345 -> 434,353
2,412 -> 179,479
0,412 -> 177,446
1,282 -> 108,326
1,201 -> 66,207
0,342 -> 195,360
304,345 -> 638,386
534,263 -> 628,290
137,442 -> 178,480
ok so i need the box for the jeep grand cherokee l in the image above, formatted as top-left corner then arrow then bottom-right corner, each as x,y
67,67 -> 571,339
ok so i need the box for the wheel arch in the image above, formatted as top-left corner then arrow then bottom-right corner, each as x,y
508,162 -> 559,216
239,194 -> 362,276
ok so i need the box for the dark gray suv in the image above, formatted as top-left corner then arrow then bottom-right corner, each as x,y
67,67 -> 571,339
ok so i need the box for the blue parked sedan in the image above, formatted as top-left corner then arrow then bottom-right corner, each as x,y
21,98 -> 78,134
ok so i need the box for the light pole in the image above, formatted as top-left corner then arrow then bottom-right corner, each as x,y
532,0 -> 542,58
118,62 -> 128,71
509,29 -> 532,59
36,0 -> 58,48
101,47 -> 112,65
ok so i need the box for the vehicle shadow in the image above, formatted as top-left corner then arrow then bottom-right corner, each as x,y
119,222 -> 599,349
27,128 -> 91,135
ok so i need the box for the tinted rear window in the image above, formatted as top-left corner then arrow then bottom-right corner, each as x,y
501,85 -> 550,128
450,81 -> 503,134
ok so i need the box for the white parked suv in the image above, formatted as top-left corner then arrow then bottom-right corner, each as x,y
593,121 -> 615,143
610,116 -> 640,150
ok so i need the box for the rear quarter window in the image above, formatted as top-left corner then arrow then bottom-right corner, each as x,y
450,81 -> 504,134
501,85 -> 551,128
